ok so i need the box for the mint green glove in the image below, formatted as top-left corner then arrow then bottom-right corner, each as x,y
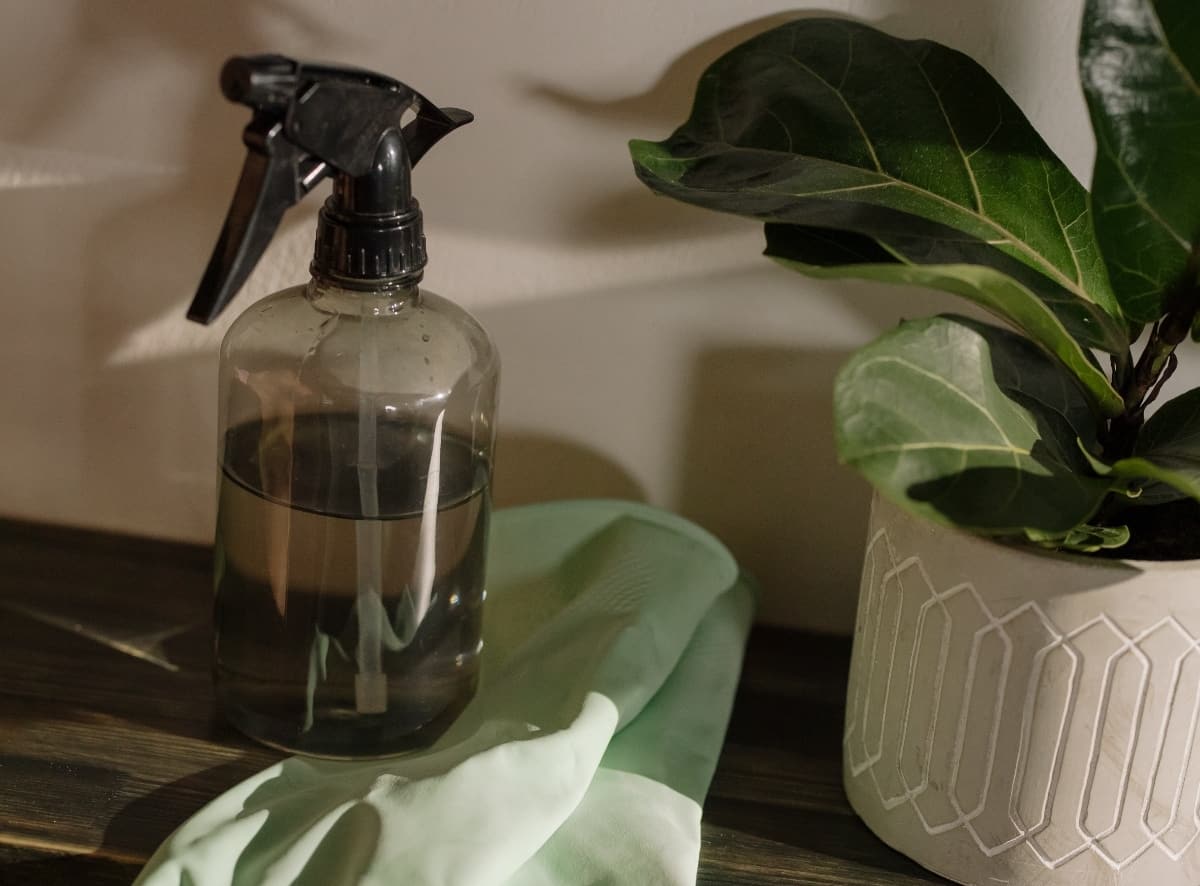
136,500 -> 754,886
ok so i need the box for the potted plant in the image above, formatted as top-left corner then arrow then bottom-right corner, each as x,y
631,4 -> 1200,885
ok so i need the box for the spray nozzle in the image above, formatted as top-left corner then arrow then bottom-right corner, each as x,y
188,54 -> 473,325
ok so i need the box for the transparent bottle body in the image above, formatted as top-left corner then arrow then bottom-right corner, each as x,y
213,279 -> 499,757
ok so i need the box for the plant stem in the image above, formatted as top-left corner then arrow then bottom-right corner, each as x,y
1103,274 -> 1200,461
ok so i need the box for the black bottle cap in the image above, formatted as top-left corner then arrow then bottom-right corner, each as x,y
187,55 -> 473,324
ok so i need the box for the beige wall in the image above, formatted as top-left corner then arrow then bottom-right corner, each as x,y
0,0 -> 1110,632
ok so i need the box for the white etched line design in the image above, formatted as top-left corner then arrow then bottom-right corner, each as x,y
847,528 -> 1200,874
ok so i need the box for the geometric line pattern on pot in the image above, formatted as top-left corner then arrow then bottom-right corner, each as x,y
845,528 -> 1200,872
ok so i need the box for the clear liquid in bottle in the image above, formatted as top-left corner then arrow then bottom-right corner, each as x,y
214,413 -> 489,757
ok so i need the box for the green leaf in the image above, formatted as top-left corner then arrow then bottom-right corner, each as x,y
763,222 -> 1126,354
630,18 -> 1123,323
1025,523 -> 1131,553
1105,388 -> 1200,502
1081,0 -> 1200,322
765,224 -> 1125,416
835,314 -> 1112,534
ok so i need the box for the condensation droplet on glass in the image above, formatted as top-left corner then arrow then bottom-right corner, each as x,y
454,653 -> 465,668
448,591 -> 461,607
422,333 -> 431,343
423,356 -> 430,365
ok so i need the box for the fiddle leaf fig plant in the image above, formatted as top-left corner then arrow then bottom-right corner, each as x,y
630,1 -> 1200,554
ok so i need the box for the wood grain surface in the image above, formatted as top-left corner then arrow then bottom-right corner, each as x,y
0,518 -> 949,885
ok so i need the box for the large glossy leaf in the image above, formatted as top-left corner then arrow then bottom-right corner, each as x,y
835,314 -> 1112,534
1104,388 -> 1200,502
631,18 -> 1123,326
1081,0 -> 1200,322
765,223 -> 1125,416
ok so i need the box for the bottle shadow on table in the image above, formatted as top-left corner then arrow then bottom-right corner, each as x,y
0,522 -> 246,741
0,759 -> 272,885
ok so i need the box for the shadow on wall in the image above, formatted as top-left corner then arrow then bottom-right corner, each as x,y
528,11 -> 801,127
1,1 -> 1043,635
527,10 -> 802,247
471,263 -> 963,634
528,0 -> 1036,247
676,346 -> 867,634
0,1 -> 343,534
530,1 -> 1023,127
492,432 -> 646,509
76,2 -> 339,532
516,0 -> 1027,630
5,1 -> 338,148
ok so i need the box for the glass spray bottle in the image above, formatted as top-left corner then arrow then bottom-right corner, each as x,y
187,56 -> 498,757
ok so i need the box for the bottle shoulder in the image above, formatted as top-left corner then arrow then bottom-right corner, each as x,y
220,284 -> 312,352
220,282 -> 498,393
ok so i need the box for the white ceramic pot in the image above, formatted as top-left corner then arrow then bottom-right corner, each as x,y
844,494 -> 1200,886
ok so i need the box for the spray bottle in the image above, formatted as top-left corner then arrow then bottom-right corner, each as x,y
188,55 -> 498,757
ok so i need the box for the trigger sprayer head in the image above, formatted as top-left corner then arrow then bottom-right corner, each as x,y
187,55 -> 473,325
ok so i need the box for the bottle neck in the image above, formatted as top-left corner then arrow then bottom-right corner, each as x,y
305,276 -> 421,317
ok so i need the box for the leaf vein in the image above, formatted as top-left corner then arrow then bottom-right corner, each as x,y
771,50 -> 883,173
763,107 -> 794,152
838,25 -> 854,90
1099,127 -> 1191,250
854,441 -> 1030,457
675,141 -> 1099,302
1043,157 -> 1084,288
855,354 -> 1023,458
896,38 -> 983,213
1146,3 -> 1200,100
966,113 -> 1004,160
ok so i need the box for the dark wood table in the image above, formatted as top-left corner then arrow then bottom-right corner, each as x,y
0,518 -> 949,885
